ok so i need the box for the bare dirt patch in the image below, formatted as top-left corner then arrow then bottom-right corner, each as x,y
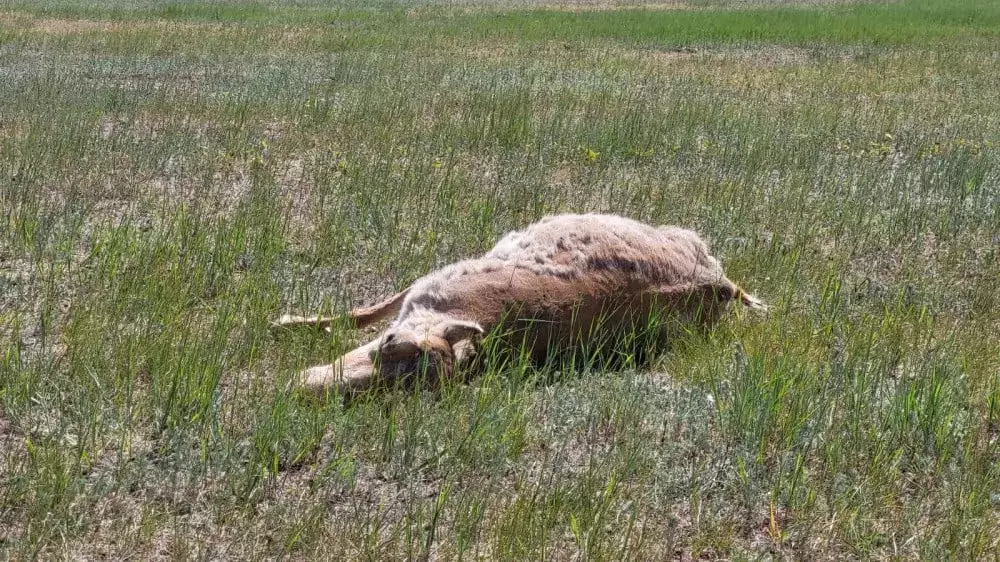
639,45 -> 826,69
646,47 -> 702,62
31,17 -> 126,34
419,0 -> 698,16
0,12 -> 132,35
0,11 -> 222,36
529,1 -> 696,11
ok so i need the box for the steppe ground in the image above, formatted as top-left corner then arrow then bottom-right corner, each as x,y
1,0 -> 999,558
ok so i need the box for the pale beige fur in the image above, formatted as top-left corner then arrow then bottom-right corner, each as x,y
275,213 -> 765,398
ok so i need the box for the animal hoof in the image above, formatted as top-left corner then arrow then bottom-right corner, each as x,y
269,315 -> 332,335
269,315 -> 302,334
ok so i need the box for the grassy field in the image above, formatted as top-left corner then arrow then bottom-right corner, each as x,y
1,0 -> 999,558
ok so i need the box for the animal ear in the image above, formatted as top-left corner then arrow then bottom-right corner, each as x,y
442,320 -> 485,346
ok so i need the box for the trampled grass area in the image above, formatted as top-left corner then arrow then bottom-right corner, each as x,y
1,0 -> 999,558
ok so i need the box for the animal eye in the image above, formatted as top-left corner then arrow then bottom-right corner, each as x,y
383,333 -> 395,342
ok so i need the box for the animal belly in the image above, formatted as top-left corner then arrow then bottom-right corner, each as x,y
499,292 -> 661,361
440,266 -> 677,362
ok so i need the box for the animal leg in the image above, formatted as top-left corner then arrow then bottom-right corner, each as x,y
347,287 -> 410,329
646,280 -> 766,327
271,313 -> 336,333
733,286 -> 768,311
271,287 -> 411,332
299,338 -> 380,398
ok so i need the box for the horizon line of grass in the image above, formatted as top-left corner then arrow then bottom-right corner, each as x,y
456,0 -> 1000,48
2,0 -> 999,48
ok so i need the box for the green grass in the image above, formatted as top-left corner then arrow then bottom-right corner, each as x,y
458,1 -> 1000,47
6,0 -> 1000,47
1,0 -> 999,558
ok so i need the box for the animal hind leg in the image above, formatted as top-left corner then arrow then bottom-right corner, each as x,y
733,286 -> 767,311
644,282 -> 731,328
647,280 -> 767,328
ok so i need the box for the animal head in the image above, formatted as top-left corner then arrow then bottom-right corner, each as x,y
370,315 -> 484,385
